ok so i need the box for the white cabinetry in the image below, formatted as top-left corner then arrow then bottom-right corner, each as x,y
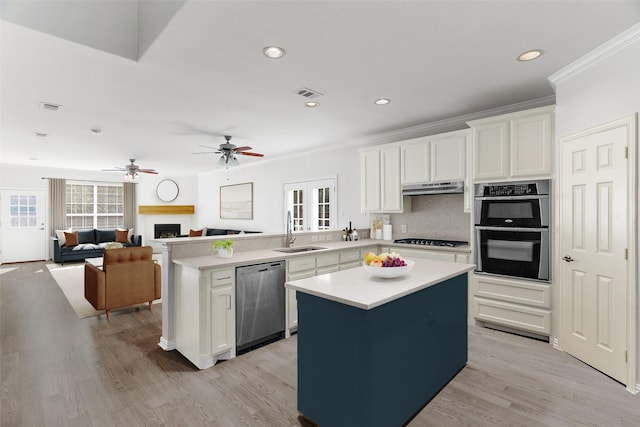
400,129 -> 471,212
175,265 -> 235,369
400,130 -> 467,184
286,256 -> 316,335
382,247 -> 470,265
360,146 -> 404,213
285,247 -> 376,335
472,274 -> 551,336
468,106 -> 555,182
210,270 -> 234,354
339,249 -> 361,270
400,137 -> 430,184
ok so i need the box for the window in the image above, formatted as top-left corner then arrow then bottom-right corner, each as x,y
66,183 -> 124,229
9,194 -> 37,227
284,177 -> 336,232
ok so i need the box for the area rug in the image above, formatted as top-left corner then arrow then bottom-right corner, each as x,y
47,255 -> 162,319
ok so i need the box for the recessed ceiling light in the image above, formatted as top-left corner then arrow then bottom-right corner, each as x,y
517,49 -> 543,62
263,46 -> 286,59
375,98 -> 390,105
305,102 -> 319,107
90,129 -> 102,135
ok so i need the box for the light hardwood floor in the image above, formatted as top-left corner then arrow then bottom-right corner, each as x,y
1,261 -> 639,426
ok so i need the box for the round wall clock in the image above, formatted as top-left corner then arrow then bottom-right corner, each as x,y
156,179 -> 179,202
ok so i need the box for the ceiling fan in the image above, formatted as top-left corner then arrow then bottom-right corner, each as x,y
101,159 -> 158,178
193,135 -> 264,167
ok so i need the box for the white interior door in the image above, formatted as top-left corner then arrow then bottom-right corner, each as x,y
0,189 -> 47,263
559,119 -> 631,385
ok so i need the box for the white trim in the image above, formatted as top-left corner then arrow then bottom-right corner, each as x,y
548,23 -> 640,89
627,113 -> 638,394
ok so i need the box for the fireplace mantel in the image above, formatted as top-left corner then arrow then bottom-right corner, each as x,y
138,205 -> 195,215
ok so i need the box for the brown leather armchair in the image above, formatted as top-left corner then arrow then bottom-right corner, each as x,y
84,246 -> 161,320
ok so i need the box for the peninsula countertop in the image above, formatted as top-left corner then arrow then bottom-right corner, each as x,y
285,258 -> 474,310
171,239 -> 471,270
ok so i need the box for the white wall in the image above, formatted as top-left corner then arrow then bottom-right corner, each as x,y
135,174 -> 198,245
554,43 -> 640,138
552,29 -> 640,390
196,145 -> 369,234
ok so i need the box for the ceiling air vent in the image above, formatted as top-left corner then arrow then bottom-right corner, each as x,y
34,132 -> 49,138
39,102 -> 61,111
294,87 -> 323,99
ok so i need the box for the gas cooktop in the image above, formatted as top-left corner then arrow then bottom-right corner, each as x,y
393,238 -> 468,247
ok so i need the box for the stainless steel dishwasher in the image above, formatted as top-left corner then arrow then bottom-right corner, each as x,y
235,260 -> 286,353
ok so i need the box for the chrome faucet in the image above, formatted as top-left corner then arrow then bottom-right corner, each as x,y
286,210 -> 296,247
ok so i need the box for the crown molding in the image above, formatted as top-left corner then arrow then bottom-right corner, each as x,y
198,95 -> 557,177
548,23 -> 640,89
358,95 -> 556,147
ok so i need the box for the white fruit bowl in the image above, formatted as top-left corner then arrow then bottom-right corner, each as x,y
362,259 -> 414,279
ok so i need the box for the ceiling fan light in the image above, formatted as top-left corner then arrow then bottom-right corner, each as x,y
229,156 -> 239,167
125,171 -> 138,180
218,155 -> 227,166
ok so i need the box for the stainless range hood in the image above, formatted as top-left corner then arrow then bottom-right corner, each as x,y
402,181 -> 464,195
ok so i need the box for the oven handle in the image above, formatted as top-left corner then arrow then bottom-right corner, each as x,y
475,225 -> 549,232
474,195 -> 548,201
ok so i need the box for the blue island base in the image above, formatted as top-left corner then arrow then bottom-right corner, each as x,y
296,273 -> 468,427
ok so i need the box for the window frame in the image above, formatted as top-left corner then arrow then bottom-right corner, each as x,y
283,176 -> 337,233
66,181 -> 124,230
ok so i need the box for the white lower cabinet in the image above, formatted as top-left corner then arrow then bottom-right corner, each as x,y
175,265 -> 235,369
387,247 -> 457,263
285,247 -> 376,335
472,274 -> 551,336
210,284 -> 234,354
339,249 -> 361,270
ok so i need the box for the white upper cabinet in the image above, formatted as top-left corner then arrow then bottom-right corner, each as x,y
400,130 -> 468,184
431,132 -> 467,182
380,146 -> 402,212
468,106 -> 555,182
360,145 -> 404,213
400,137 -> 430,184
360,149 -> 381,212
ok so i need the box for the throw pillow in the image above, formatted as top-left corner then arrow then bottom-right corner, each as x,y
64,231 -> 79,247
189,229 -> 203,237
55,229 -> 70,247
116,228 -> 134,243
115,229 -> 129,243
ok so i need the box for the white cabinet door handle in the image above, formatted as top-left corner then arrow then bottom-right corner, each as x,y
227,295 -> 231,310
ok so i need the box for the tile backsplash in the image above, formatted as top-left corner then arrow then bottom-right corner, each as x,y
386,193 -> 470,242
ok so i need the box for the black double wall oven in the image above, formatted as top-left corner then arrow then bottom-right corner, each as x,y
474,180 -> 551,282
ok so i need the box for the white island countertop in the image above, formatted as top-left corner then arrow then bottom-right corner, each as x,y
286,258 -> 474,310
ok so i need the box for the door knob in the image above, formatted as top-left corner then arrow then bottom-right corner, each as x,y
562,255 -> 574,262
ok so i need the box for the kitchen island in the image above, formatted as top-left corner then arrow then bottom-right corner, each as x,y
286,259 -> 474,427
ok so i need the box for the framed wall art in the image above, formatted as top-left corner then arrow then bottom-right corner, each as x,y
220,182 -> 253,219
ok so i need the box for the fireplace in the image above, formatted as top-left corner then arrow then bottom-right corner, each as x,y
154,224 -> 181,239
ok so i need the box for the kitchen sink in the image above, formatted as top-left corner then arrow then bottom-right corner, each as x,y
273,246 -> 326,253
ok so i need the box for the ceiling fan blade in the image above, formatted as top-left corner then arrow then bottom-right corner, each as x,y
239,151 -> 264,157
192,151 -> 219,155
233,146 -> 253,152
139,170 -> 159,174
101,167 -> 127,171
198,144 -> 219,150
